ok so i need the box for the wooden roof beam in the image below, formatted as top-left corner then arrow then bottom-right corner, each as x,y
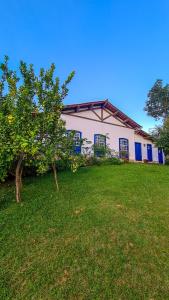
91,109 -> 102,121
122,118 -> 129,124
75,105 -> 80,112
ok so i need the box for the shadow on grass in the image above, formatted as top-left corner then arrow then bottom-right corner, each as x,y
0,175 -> 37,210
0,183 -> 15,211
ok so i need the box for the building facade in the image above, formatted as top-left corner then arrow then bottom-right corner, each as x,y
62,100 -> 164,163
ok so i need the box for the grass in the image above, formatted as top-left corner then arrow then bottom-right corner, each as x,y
0,164 -> 169,300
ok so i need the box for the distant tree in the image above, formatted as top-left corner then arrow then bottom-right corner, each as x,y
145,79 -> 169,120
145,80 -> 169,160
150,118 -> 169,156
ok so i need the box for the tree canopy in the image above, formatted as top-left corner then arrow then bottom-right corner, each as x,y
150,118 -> 169,156
145,79 -> 169,159
0,56 -> 75,202
145,79 -> 169,120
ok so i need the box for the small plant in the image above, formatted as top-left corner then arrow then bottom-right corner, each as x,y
110,149 -> 120,158
69,154 -> 86,172
143,159 -> 148,163
92,144 -> 112,158
105,157 -> 123,165
86,156 -> 102,166
119,150 -> 129,159
93,145 -> 106,157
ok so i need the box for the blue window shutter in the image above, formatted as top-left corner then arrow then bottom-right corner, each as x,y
94,134 -> 97,144
158,148 -> 163,164
147,144 -> 153,162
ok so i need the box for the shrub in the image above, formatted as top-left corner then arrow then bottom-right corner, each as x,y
86,156 -> 102,166
119,150 -> 129,159
86,156 -> 122,166
165,158 -> 169,165
101,157 -> 123,165
69,154 -> 87,172
55,155 -> 87,172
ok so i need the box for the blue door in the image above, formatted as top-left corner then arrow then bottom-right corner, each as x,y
147,144 -> 153,162
135,142 -> 142,161
158,148 -> 163,164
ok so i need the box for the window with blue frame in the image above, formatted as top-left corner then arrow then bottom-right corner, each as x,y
66,130 -> 82,154
119,138 -> 129,159
94,134 -> 106,157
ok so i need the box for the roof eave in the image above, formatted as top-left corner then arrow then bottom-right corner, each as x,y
62,99 -> 142,130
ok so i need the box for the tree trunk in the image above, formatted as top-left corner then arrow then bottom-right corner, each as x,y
20,167 -> 23,190
52,163 -> 59,191
15,155 -> 23,203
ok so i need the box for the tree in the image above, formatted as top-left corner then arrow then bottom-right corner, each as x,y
145,80 -> 169,159
150,118 -> 169,156
145,79 -> 169,120
34,63 -> 75,190
0,57 -> 39,202
0,56 -> 75,202
33,66 -> 87,190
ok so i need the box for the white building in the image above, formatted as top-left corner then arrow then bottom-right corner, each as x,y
62,99 -> 164,163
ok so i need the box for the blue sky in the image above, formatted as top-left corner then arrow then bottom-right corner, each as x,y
1,0 -> 169,131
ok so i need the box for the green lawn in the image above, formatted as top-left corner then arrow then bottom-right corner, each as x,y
0,164 -> 169,300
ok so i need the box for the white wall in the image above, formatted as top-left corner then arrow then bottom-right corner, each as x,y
62,110 -> 162,163
62,113 -> 135,160
134,134 -> 159,162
